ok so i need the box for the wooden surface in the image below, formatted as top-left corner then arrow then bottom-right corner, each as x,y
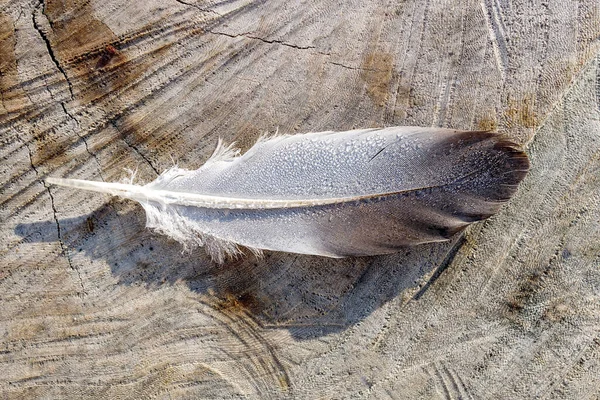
1,0 -> 600,398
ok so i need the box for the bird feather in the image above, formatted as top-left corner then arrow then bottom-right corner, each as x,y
46,126 -> 529,262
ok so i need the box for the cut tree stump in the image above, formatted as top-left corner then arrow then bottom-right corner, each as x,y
1,0 -> 600,398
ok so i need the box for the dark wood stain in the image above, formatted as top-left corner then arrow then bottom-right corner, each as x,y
218,292 -> 262,315
361,52 -> 394,107
505,263 -> 553,324
33,1 -> 189,166
503,95 -> 538,129
44,0 -> 119,58
12,3 -> 236,174
210,281 -> 291,391
44,0 -> 121,103
0,14 -> 29,115
43,1 -> 182,106
477,115 -> 498,131
32,128 -> 79,168
94,44 -> 121,70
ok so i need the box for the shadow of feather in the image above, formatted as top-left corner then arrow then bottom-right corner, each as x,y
15,200 -> 461,340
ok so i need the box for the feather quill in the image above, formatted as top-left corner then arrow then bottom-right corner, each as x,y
46,127 -> 529,262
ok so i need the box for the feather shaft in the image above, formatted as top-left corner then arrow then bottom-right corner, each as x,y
46,175 -> 491,210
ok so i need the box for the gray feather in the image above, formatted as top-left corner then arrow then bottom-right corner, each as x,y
46,126 -> 529,262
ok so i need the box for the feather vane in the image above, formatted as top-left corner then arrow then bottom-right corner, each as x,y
47,127 -> 529,262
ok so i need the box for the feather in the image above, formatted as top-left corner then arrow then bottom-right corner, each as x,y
46,126 -> 529,262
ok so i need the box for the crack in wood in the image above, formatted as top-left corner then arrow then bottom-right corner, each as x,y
173,0 -> 223,17
46,181 -> 87,300
59,103 -> 106,182
32,0 -> 74,100
208,29 -> 316,51
327,61 -> 388,72
32,0 -> 105,183
19,135 -> 87,300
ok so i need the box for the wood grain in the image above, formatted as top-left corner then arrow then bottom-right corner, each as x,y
1,0 -> 600,398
